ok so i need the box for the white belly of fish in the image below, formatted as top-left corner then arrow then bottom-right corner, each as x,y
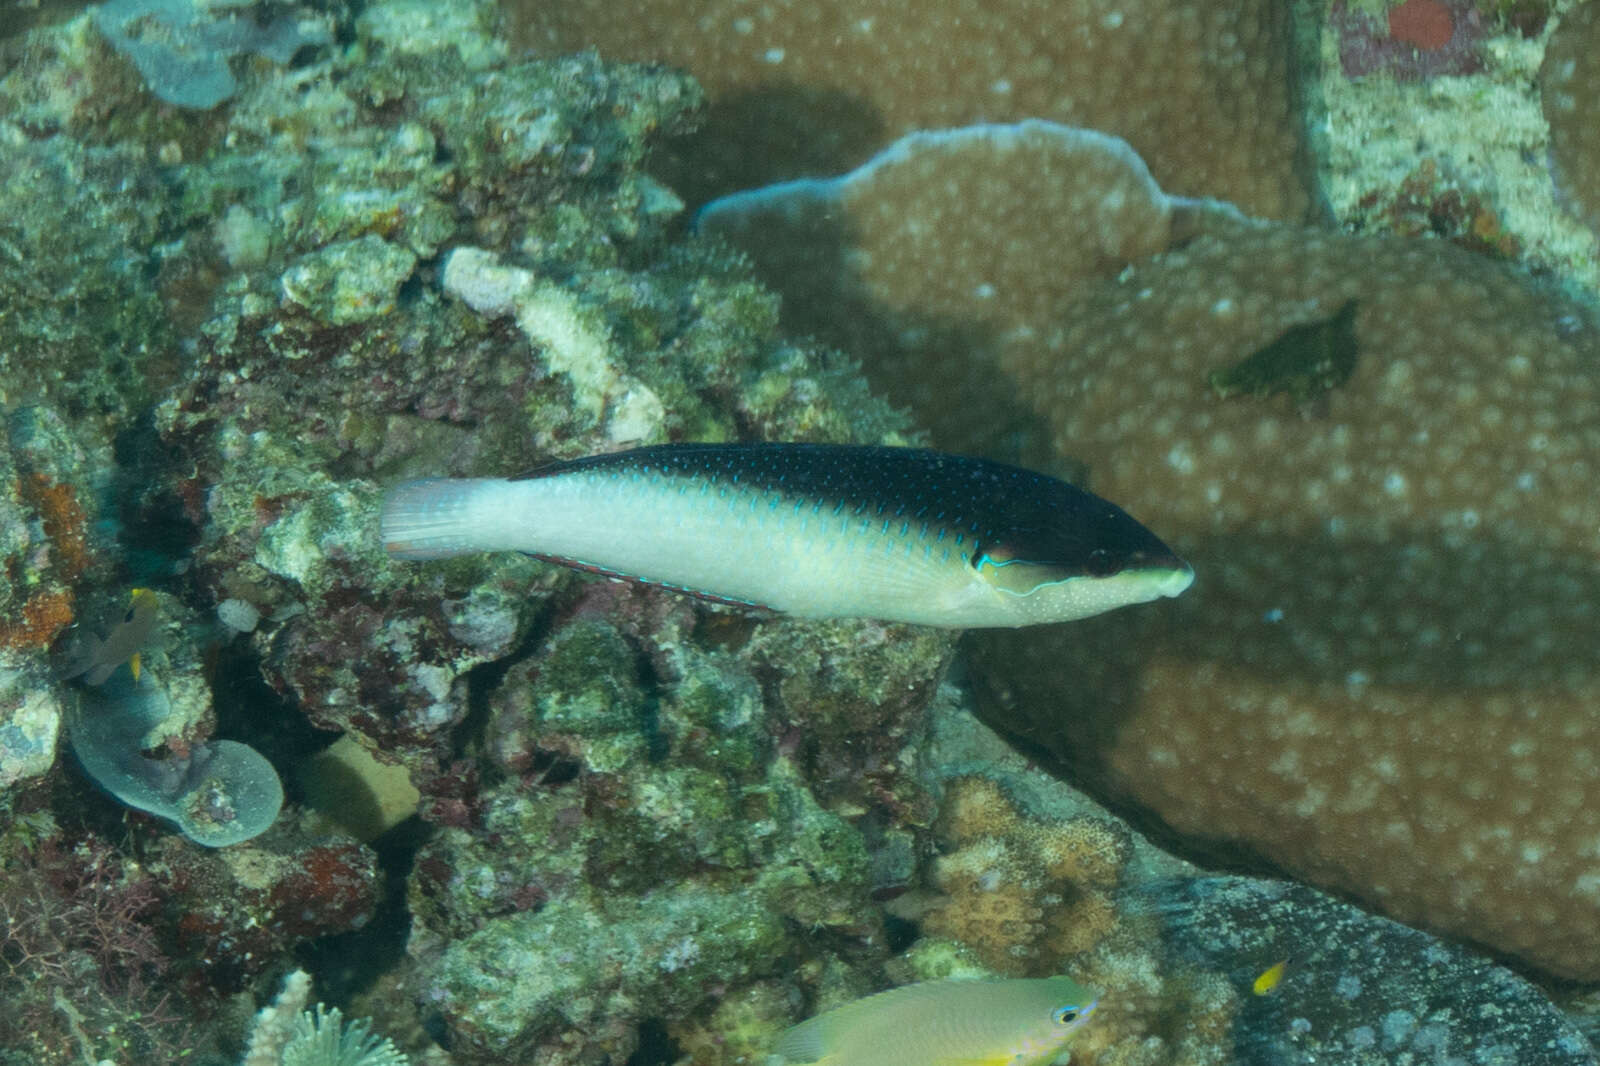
382,472 -> 995,626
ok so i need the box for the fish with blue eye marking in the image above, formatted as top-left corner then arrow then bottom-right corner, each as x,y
380,442 -> 1193,628
770,976 -> 1099,1066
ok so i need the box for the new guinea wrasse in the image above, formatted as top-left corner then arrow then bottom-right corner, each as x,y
380,442 -> 1193,628
770,976 -> 1099,1066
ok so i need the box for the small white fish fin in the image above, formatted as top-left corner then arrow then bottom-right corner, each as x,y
508,451 -> 615,481
380,478 -> 490,560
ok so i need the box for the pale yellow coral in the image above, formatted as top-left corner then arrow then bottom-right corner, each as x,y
936,776 -> 1021,843
919,777 -> 1134,976
1032,816 -> 1130,888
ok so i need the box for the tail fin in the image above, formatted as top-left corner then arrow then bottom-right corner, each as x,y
380,478 -> 490,560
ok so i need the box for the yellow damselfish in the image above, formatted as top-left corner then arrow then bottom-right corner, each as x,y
771,976 -> 1099,1066
1252,958 -> 1291,997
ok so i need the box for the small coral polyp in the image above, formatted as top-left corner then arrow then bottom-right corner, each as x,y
920,777 -> 1130,975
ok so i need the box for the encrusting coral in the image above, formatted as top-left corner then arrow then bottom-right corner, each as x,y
510,0 -> 1317,220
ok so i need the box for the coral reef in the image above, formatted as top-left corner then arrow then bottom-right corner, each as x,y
151,819 -> 380,994
510,0 -> 1317,220
0,133 -> 182,417
1343,158 -> 1522,259
0,407 -> 107,792
143,40 -> 899,817
700,105 -> 1600,979
0,0 -> 953,1057
0,829 -> 198,1065
1313,0 -> 1598,296
1540,0 -> 1600,238
3,0 -> 1599,1061
4,2 -> 922,1054
91,0 -> 331,110
0,408 -> 104,657
408,603 -> 954,1059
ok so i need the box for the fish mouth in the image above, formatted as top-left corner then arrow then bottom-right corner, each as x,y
1154,559 -> 1195,598
1125,547 -> 1194,599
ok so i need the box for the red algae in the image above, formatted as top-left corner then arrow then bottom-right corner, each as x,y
1388,0 -> 1454,50
1334,0 -> 1485,80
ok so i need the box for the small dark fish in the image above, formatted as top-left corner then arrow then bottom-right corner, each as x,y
381,443 -> 1193,628
1208,299 -> 1360,405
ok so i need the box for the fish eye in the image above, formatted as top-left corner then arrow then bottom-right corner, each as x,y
1085,548 -> 1118,577
1052,1005 -> 1081,1026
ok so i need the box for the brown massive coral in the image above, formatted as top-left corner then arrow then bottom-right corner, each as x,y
698,122 -> 1181,456
509,0 -> 1316,220
1541,0 -> 1600,237
967,217 -> 1600,982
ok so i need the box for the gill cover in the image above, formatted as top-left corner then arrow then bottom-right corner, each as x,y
973,541 -> 1120,596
